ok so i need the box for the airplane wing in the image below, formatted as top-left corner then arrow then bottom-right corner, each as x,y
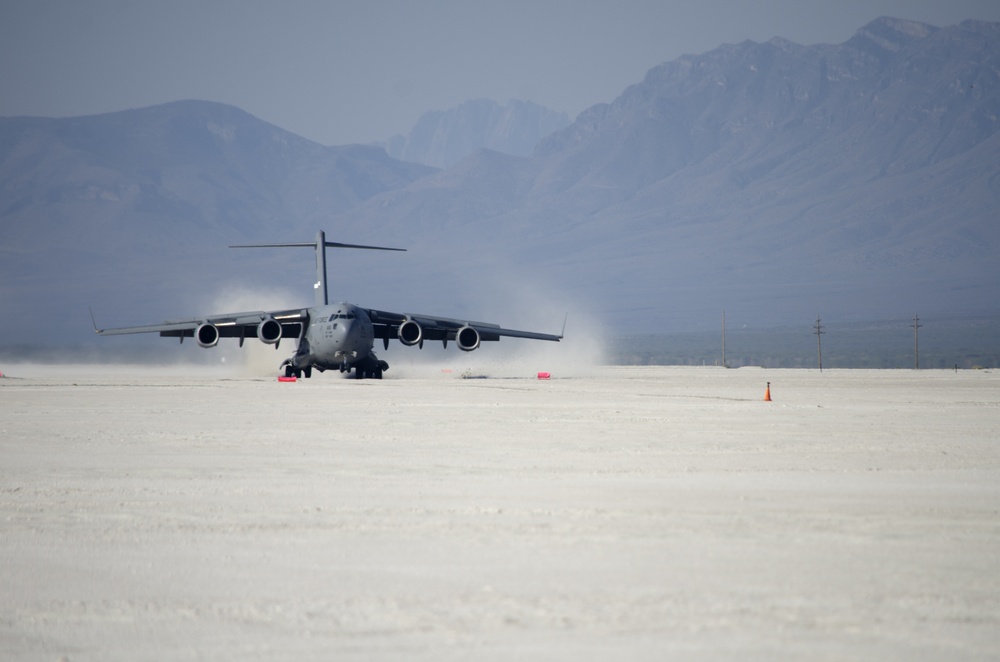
366,307 -> 563,350
93,308 -> 308,346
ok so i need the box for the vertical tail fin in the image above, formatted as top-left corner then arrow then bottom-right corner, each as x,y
230,231 -> 405,306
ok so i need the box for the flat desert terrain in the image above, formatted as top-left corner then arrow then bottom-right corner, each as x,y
2,363 -> 998,660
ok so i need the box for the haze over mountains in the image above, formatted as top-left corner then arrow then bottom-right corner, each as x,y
382,99 -> 571,168
1,16 -> 997,349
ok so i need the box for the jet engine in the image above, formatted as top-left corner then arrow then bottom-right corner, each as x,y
196,323 -> 219,348
456,325 -> 481,352
257,317 -> 282,345
398,319 -> 423,346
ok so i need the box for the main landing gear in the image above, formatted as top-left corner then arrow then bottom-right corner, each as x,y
347,360 -> 389,380
280,359 -> 312,379
282,358 -> 390,379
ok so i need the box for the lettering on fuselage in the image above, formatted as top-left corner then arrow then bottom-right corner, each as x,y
323,310 -> 356,338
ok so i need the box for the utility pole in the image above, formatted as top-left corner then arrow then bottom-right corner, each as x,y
912,314 -> 922,369
722,310 -> 727,368
814,316 -> 825,372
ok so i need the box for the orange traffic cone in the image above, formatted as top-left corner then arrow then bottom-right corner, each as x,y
764,382 -> 772,402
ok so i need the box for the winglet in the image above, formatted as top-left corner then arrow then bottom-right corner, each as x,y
560,313 -> 568,339
89,307 -> 103,334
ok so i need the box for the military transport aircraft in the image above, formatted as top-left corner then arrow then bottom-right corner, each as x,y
94,231 -> 563,379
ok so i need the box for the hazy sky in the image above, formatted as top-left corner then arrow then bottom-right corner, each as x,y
2,0 -> 998,146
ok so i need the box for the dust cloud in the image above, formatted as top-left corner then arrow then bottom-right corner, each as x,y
200,284 -> 302,378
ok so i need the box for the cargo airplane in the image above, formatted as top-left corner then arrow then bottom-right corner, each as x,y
94,231 -> 563,379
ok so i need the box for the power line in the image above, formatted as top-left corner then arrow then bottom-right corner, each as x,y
722,309 -> 727,368
912,314 -> 922,369
814,316 -> 825,371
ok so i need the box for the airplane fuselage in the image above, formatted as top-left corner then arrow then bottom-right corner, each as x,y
287,302 -> 385,378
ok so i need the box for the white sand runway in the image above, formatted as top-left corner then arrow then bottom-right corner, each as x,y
2,365 -> 998,660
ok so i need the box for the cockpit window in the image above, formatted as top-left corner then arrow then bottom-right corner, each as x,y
327,313 -> 356,322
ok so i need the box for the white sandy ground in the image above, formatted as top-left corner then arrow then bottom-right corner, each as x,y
1,362 -> 998,661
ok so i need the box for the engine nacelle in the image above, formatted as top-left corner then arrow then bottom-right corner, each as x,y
196,323 -> 219,348
456,325 -> 481,352
398,319 -> 423,346
258,317 -> 282,345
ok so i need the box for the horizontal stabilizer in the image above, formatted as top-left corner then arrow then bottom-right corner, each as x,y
230,230 -> 405,306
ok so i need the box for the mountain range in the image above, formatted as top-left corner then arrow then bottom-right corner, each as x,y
1,16 -> 998,349
382,99 -> 570,168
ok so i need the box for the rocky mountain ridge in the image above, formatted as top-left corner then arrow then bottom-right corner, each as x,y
331,17 -> 999,330
383,98 -> 570,168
